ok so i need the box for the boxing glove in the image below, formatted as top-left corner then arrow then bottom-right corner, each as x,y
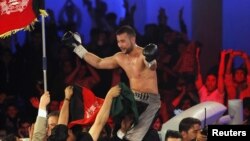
143,43 -> 158,63
62,31 -> 88,58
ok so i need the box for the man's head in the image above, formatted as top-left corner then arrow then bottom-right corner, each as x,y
18,120 -> 31,138
47,111 -> 60,136
165,130 -> 182,141
179,117 -> 201,141
205,73 -> 217,93
6,104 -> 18,119
47,124 -> 68,141
116,25 -> 136,54
233,68 -> 247,84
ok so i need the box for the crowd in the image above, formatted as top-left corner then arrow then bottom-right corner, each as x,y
0,0 -> 249,141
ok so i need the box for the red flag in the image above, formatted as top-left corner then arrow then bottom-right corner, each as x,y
0,0 -> 40,38
68,87 -> 105,128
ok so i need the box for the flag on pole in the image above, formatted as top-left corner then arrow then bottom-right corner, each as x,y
0,0 -> 46,38
68,86 -> 105,128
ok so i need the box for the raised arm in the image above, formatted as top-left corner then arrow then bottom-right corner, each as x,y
218,50 -> 227,93
195,47 -> 203,90
179,7 -> 187,35
143,43 -> 158,70
57,86 -> 74,125
241,51 -> 250,78
241,52 -> 250,99
89,85 -> 121,141
32,91 -> 50,141
225,49 -> 234,74
172,87 -> 186,108
65,58 -> 81,84
62,31 -> 120,69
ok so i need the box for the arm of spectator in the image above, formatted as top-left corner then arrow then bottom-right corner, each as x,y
241,52 -> 250,80
57,86 -> 73,125
241,52 -> 250,95
89,85 -> 121,141
121,0 -> 136,26
65,58 -> 81,85
195,47 -> 203,90
172,87 -> 186,108
225,49 -> 234,74
187,91 -> 200,104
179,7 -> 187,35
217,50 -> 227,93
32,91 -> 50,141
224,50 -> 237,99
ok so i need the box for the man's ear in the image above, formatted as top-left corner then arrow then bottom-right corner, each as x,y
131,36 -> 136,44
180,131 -> 187,138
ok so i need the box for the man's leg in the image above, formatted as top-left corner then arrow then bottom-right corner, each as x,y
125,93 -> 161,141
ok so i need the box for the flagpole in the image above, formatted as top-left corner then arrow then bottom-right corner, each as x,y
41,14 -> 47,92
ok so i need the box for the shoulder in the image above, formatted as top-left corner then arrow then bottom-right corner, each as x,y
137,46 -> 143,51
114,52 -> 125,59
79,132 -> 93,141
136,46 -> 144,57
199,85 -> 206,93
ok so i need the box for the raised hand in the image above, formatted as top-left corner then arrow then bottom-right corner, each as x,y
62,31 -> 88,58
39,91 -> 50,110
106,85 -> 121,98
64,85 -> 74,100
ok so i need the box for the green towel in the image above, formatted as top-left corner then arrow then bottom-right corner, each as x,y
111,82 -> 139,125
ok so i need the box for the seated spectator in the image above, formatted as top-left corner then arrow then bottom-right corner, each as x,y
195,49 -> 227,105
165,129 -> 182,141
224,50 -> 250,100
179,117 -> 207,141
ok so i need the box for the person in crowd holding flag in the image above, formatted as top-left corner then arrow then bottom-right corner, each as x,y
62,25 -> 161,141
47,85 -> 121,141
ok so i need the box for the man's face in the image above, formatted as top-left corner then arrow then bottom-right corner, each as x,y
47,116 -> 59,136
6,105 -> 18,118
205,74 -> 217,93
19,122 -> 31,137
186,124 -> 201,141
116,33 -> 135,54
166,137 -> 182,141
234,69 -> 246,83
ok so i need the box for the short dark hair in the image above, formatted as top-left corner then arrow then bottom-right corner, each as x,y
48,111 -> 60,119
47,124 -> 68,141
116,25 -> 136,37
76,132 -> 93,141
233,67 -> 247,76
165,130 -> 182,141
179,117 -> 201,132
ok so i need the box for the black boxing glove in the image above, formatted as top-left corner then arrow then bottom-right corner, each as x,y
62,31 -> 88,58
143,43 -> 158,67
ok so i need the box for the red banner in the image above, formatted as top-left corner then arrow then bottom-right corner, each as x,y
68,87 -> 105,128
0,0 -> 36,37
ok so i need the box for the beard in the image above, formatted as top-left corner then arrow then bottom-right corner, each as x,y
120,47 -> 133,54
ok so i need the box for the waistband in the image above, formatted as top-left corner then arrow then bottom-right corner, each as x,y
132,91 -> 159,101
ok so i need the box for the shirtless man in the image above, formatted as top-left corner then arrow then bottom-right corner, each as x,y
62,25 -> 161,141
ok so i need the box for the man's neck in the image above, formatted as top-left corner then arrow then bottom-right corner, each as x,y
128,45 -> 139,56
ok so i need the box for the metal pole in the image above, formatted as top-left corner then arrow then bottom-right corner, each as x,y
41,15 -> 47,92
